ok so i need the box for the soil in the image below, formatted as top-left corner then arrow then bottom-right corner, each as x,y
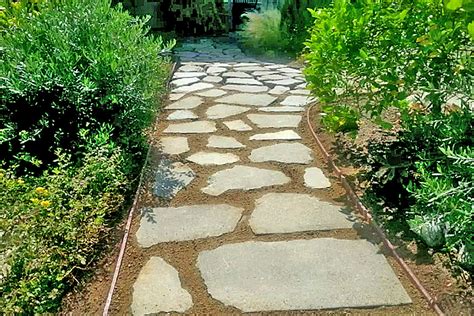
61,91 -> 473,315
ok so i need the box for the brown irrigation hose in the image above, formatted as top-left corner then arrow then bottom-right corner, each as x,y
305,104 -> 445,316
102,61 -> 179,316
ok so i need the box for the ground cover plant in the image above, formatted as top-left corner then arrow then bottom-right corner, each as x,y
0,0 -> 173,312
304,0 -> 473,273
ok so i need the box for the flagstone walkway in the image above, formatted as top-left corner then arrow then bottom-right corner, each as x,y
127,39 -> 413,315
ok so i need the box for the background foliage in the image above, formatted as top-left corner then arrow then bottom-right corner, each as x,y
0,0 -> 173,312
305,0 -> 473,272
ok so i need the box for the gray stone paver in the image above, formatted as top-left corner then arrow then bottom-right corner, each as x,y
131,257 -> 193,315
136,205 -> 243,246
132,40 -> 411,314
197,239 -> 411,312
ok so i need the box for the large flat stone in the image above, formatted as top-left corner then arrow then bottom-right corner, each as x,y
267,78 -> 302,86
202,76 -> 223,83
197,238 -> 412,312
195,89 -> 227,98
226,78 -> 263,86
247,114 -> 302,128
304,167 -> 331,189
179,65 -> 204,72
222,71 -> 252,78
169,93 -> 185,101
166,110 -> 198,121
166,96 -> 203,110
187,152 -> 240,166
163,121 -> 216,134
223,120 -> 252,131
171,77 -> 200,87
234,66 -> 268,72
250,143 -> 313,164
290,89 -> 311,95
207,66 -> 226,74
279,67 -> 301,73
173,72 -> 207,79
258,106 -> 305,113
221,85 -> 269,93
172,82 -> 214,94
268,86 -> 290,95
201,165 -> 290,196
207,135 -> 245,149
206,104 -> 250,119
281,95 -> 316,107
153,159 -> 195,199
249,193 -> 353,234
250,130 -> 301,141
259,74 -> 291,81
131,257 -> 192,315
216,93 -> 277,107
136,205 -> 243,246
159,137 -> 189,155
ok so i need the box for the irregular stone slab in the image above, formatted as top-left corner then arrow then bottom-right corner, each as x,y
169,93 -> 185,101
173,72 -> 207,79
265,64 -> 286,69
250,143 -> 313,164
197,238 -> 412,312
259,106 -> 305,113
172,82 -> 214,94
267,78 -> 302,86
221,85 -> 269,93
207,66 -> 226,74
216,93 -> 277,107
247,114 -> 302,128
223,120 -> 252,131
159,137 -> 189,155
202,165 -> 290,196
253,70 -> 278,76
195,89 -> 227,98
290,89 -> 311,95
268,85 -> 290,95
163,121 -> 216,134
136,205 -> 243,246
234,66 -> 268,72
153,159 -> 195,199
203,76 -> 223,83
171,77 -> 200,87
187,152 -> 240,166
222,71 -> 252,78
207,135 -> 245,149
249,193 -> 352,234
166,110 -> 198,121
206,104 -> 250,119
279,67 -> 301,73
179,65 -> 204,72
281,95 -> 316,107
166,96 -> 203,110
304,167 -> 331,189
234,62 -> 261,67
226,78 -> 263,86
296,83 -> 308,89
131,257 -> 193,314
250,130 -> 301,141
259,74 -> 291,81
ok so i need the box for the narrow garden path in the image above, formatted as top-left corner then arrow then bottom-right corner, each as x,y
118,38 -> 419,315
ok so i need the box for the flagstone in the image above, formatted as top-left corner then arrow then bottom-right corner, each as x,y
206,104 -> 250,119
207,135 -> 245,149
172,82 -> 214,94
222,71 -> 252,78
304,167 -> 331,189
131,257 -> 192,315
249,193 -> 353,234
279,67 -> 301,73
169,93 -> 185,101
258,106 -> 305,113
249,130 -> 301,141
187,152 -> 240,166
290,89 -> 311,95
234,66 -> 268,72
249,143 -> 313,164
166,110 -> 198,121
223,120 -> 253,131
281,95 -> 316,107
166,96 -> 203,110
195,89 -> 227,98
136,204 -> 243,246
163,121 -> 216,134
203,76 -> 223,83
197,238 -> 412,312
153,159 -> 195,199
268,86 -> 290,95
267,78 -> 302,86
216,93 -> 277,107
201,165 -> 290,196
221,85 -> 269,93
226,78 -> 263,86
207,66 -> 227,74
179,65 -> 204,72
171,77 -> 200,87
247,114 -> 302,128
252,71 -> 278,76
172,72 -> 207,79
258,74 -> 291,81
159,137 -> 189,155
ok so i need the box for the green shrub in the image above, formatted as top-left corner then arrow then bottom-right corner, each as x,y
0,137 -> 127,313
304,0 -> 473,271
0,0 -> 174,174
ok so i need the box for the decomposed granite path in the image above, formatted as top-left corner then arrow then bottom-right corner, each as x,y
122,39 -> 415,315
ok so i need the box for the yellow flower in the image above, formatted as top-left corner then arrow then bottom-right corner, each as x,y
30,198 -> 40,204
35,187 -> 48,194
18,179 -> 24,185
40,200 -> 51,208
